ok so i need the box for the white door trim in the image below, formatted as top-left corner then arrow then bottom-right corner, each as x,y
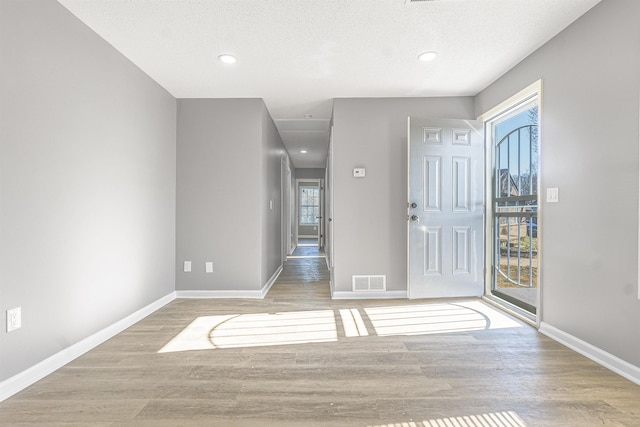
478,80 -> 543,122
480,79 -> 543,328
281,158 -> 292,261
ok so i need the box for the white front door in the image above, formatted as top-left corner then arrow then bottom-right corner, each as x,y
408,118 -> 484,299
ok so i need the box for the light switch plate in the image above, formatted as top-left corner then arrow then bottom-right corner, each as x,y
353,168 -> 366,178
547,187 -> 559,203
205,262 -> 213,273
184,261 -> 192,272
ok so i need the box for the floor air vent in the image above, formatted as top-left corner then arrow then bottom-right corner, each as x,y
352,275 -> 386,292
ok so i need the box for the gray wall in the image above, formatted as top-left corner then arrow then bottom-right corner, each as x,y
261,103 -> 289,285
0,0 -> 177,382
298,225 -> 318,237
295,168 -> 325,180
176,99 -> 287,291
332,97 -> 475,293
475,0 -> 640,367
176,99 -> 262,291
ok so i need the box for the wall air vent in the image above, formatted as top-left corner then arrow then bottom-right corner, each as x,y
352,275 -> 387,292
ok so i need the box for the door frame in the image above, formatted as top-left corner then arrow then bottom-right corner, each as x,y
325,126 -> 334,270
281,158 -> 292,262
318,179 -> 325,250
479,79 -> 543,327
295,178 -> 323,243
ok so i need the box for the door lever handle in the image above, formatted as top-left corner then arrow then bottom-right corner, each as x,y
410,215 -> 420,222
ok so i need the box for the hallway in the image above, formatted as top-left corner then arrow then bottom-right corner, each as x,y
1,259 -> 639,426
266,241 -> 330,308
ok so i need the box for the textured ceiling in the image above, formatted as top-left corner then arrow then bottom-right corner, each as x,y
57,0 -> 601,168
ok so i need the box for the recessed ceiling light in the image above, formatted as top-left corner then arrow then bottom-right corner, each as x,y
417,51 -> 438,62
300,150 -> 308,154
218,54 -> 237,64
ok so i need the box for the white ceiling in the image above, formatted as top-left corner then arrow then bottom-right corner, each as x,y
57,0 -> 600,168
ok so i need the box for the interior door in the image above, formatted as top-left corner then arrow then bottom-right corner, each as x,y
408,118 -> 484,299
326,127 -> 334,268
317,179 -> 325,249
281,159 -> 289,262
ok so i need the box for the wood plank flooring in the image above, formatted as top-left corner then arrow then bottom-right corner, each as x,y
1,250 -> 639,426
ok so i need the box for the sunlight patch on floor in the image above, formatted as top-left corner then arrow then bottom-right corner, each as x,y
158,301 -> 521,353
370,411 -> 526,427
158,310 -> 337,353
365,300 -> 521,336
339,308 -> 369,337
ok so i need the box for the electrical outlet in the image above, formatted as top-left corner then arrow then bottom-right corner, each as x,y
7,307 -> 21,332
547,187 -> 559,203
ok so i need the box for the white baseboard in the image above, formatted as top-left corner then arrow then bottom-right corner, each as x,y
260,265 -> 283,298
0,291 -> 176,403
332,290 -> 408,300
176,265 -> 283,300
539,322 -> 640,386
176,289 -> 264,299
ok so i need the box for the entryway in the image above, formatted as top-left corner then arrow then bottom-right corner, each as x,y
407,81 -> 541,323
296,180 -> 324,249
485,86 -> 540,319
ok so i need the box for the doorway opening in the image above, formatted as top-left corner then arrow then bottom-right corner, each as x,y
296,179 -> 324,246
273,170 -> 329,297
484,84 -> 540,321
291,178 -> 326,260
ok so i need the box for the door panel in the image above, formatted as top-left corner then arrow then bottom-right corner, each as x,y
408,118 -> 484,299
453,226 -> 471,274
423,156 -> 441,211
452,156 -> 471,212
423,226 -> 441,276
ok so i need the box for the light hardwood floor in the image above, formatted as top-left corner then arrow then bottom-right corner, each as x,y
1,249 -> 639,426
